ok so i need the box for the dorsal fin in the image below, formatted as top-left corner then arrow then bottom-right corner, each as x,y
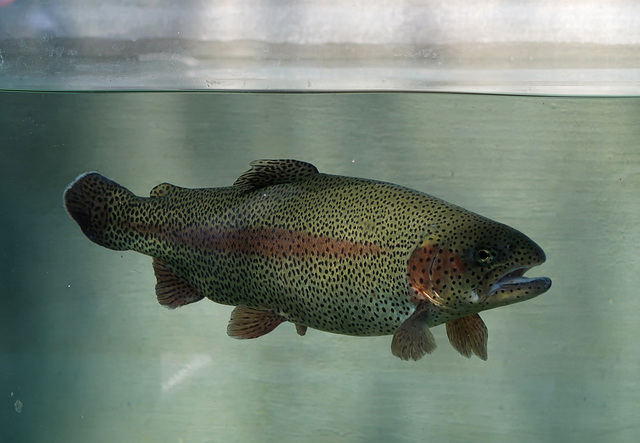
233,159 -> 319,193
150,183 -> 180,198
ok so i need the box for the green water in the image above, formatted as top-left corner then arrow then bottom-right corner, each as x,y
2,91 -> 639,442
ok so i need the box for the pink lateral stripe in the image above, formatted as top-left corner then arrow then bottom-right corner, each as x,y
137,223 -> 389,259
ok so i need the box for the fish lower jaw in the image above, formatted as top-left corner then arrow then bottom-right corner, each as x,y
487,266 -> 552,302
490,276 -> 551,295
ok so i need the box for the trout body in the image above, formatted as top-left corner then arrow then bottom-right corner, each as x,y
65,160 -> 551,360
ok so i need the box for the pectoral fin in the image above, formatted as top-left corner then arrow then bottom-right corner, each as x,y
445,314 -> 488,360
391,304 -> 436,361
153,258 -> 205,309
227,305 -> 286,339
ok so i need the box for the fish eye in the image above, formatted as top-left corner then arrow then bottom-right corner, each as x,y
475,248 -> 494,264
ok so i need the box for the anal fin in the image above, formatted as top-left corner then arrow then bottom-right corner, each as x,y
446,314 -> 488,360
227,305 -> 286,339
391,304 -> 436,361
152,258 -> 204,309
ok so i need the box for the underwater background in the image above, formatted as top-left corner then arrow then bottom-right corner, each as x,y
1,91 -> 639,442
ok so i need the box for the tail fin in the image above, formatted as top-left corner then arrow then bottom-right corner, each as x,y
64,172 -> 134,250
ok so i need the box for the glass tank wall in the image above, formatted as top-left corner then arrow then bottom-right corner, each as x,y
1,2 -> 639,443
1,0 -> 639,93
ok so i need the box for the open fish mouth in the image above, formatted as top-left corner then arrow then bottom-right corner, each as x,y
488,266 -> 552,300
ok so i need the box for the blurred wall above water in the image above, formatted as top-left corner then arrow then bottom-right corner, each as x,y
1,0 -> 639,93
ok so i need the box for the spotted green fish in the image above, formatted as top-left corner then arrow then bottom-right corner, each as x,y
64,159 -> 551,360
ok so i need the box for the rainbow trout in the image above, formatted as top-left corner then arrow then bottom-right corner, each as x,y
64,159 -> 551,361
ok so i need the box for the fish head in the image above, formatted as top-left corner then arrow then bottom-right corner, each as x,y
408,216 -> 551,322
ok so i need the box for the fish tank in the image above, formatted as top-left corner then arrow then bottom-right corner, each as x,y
2,1 -> 639,442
